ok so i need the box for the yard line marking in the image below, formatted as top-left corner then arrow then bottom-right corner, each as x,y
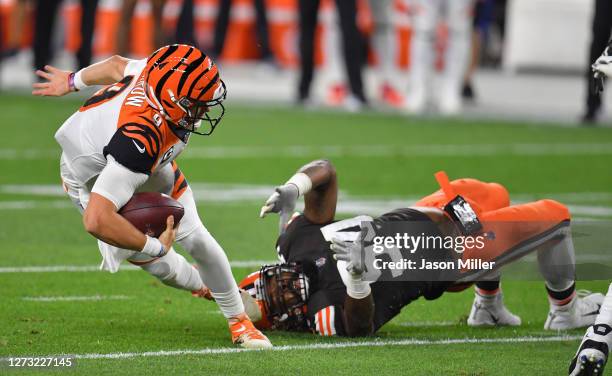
5,183 -> 612,205
3,184 -> 612,218
397,321 -> 458,327
22,295 -> 131,302
2,143 -> 612,160
0,335 -> 581,361
0,260 -> 276,273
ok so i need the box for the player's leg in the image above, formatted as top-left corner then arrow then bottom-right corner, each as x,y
334,0 -> 366,105
297,0 -> 321,102
438,0 -> 473,115
405,0 -> 438,113
570,283 -> 612,376
368,0 -> 403,107
127,250 -> 205,292
466,199 -> 603,330
174,185 -> 271,348
538,223 -> 603,331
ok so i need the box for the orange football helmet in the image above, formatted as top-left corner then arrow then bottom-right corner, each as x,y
144,44 -> 226,135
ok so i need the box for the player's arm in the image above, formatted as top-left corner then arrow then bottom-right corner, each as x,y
260,159 -> 338,233
330,234 -> 375,336
83,156 -> 175,257
32,55 -> 132,97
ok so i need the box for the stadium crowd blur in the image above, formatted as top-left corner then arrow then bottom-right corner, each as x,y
0,0 -> 609,122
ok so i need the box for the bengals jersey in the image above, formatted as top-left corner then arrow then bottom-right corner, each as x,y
276,209 -> 452,337
55,59 -> 189,192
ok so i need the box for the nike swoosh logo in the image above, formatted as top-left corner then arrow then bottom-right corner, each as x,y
486,310 -> 499,324
234,324 -> 246,333
132,139 -> 146,154
583,310 -> 601,317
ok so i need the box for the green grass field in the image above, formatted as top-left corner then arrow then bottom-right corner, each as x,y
1,93 -> 612,375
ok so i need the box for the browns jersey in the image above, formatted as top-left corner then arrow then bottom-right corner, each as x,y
263,210 -> 451,336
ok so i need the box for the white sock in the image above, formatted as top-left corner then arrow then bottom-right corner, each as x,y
178,225 -> 245,318
212,289 -> 246,319
138,249 -> 204,291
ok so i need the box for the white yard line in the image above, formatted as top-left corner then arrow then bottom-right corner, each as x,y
2,184 -> 612,218
22,295 -> 131,302
397,321 -> 458,327
0,335 -> 581,361
0,261 -> 276,273
2,143 -> 612,160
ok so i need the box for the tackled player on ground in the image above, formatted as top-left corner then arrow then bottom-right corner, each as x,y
239,159 -> 603,337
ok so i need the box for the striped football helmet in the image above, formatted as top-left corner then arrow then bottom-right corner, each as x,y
144,44 -> 226,135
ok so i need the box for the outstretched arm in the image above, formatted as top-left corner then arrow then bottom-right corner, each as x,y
32,55 -> 132,96
260,159 -> 338,233
330,234 -> 374,336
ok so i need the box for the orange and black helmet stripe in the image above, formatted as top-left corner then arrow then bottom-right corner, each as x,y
153,46 -> 199,102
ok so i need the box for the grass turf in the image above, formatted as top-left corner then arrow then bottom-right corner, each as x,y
1,93 -> 612,374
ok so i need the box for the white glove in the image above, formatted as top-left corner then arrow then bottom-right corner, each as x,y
259,184 -> 299,233
331,237 -> 366,276
592,45 -> 612,93
593,46 -> 612,78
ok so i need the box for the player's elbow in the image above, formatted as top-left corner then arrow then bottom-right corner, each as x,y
109,55 -> 129,81
312,159 -> 337,182
315,159 -> 336,175
83,208 -> 104,236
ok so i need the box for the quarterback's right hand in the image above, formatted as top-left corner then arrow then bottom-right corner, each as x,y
157,216 -> 176,255
32,65 -> 72,97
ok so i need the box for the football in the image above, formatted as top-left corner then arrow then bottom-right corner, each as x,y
118,192 -> 184,237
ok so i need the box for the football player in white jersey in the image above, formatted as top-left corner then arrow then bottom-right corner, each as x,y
569,41 -> 612,376
32,44 -> 272,349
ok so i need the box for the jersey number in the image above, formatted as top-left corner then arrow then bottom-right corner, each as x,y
79,76 -> 134,112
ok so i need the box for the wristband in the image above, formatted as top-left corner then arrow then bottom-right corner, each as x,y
73,69 -> 88,91
68,72 -> 78,92
141,235 -> 165,257
345,273 -> 371,300
286,173 -> 312,197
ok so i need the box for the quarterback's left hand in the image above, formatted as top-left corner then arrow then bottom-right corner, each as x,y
32,65 -> 72,97
330,237 -> 366,276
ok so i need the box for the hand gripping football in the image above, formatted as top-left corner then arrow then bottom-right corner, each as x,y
118,193 -> 184,237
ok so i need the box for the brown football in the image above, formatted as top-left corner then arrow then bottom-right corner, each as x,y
118,192 -> 184,237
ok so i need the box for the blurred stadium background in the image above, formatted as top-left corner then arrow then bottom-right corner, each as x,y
1,0 -> 612,374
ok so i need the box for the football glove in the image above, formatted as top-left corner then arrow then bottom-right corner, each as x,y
331,236 -> 366,276
259,184 -> 299,233
592,45 -> 612,93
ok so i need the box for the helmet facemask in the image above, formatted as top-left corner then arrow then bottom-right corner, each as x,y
257,263 -> 310,331
169,80 -> 227,136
